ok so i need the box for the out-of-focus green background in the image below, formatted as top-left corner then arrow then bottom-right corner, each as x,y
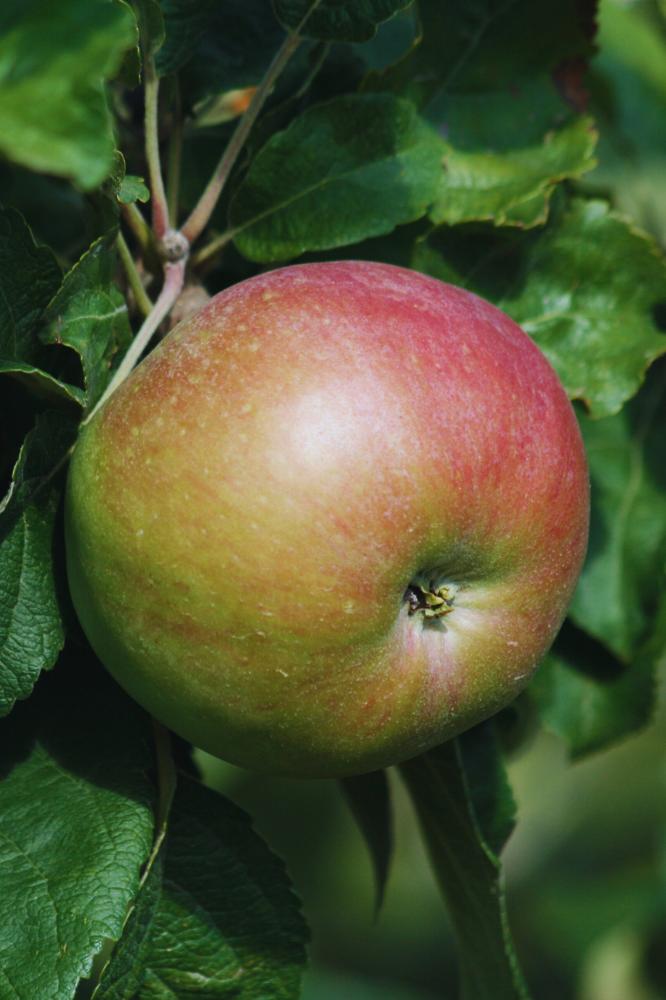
198,4 -> 666,995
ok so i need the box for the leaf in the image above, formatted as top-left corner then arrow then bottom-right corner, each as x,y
0,0 -> 136,189
400,724 -> 529,1000
531,620 -> 656,759
93,858 -> 163,1000
430,116 -> 597,229
341,770 -> 393,914
0,659 -> 155,1000
0,207 -> 62,363
413,198 -> 666,417
96,774 -> 309,999
500,201 -> 666,416
118,176 -> 150,206
368,0 -> 597,228
41,236 -> 132,411
156,0 -> 285,101
0,413 -> 77,716
230,94 -> 443,262
570,361 -> 666,658
273,0 -> 414,42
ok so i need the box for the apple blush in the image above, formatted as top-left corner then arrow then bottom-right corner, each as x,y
65,262 -> 589,777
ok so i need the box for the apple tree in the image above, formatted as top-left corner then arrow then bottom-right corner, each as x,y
0,2 -> 665,999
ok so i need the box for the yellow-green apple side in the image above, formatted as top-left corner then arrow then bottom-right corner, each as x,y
65,262 -> 589,777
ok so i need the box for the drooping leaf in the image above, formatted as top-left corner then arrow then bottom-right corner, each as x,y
532,620 -> 657,759
96,774 -> 309,999
0,660 -> 155,999
413,198 -> 666,417
341,770 -> 393,914
401,724 -> 529,1000
274,0 -> 414,42
230,93 -> 443,262
41,236 -> 132,411
0,413 -> 77,716
0,0 -> 136,189
368,0 -> 597,227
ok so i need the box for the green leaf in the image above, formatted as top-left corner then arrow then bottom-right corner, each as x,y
230,94 -> 443,262
341,770 -> 393,914
369,0 -> 596,228
413,198 -> 666,417
401,724 -> 529,1000
532,621 -> 656,759
430,116 -> 597,229
274,0 -> 413,42
570,362 -> 666,659
0,207 -> 62,363
118,175 -> 150,206
96,774 -> 309,999
0,660 -> 155,999
41,236 -> 132,411
500,201 -> 666,416
93,858 -> 163,999
156,0 -> 285,101
0,413 -> 76,716
0,0 -> 136,189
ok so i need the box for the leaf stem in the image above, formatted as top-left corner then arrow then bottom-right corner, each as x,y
122,202 -> 153,256
85,257 -> 186,423
191,227 -> 238,267
116,232 -> 153,317
181,30 -> 302,246
144,54 -> 170,240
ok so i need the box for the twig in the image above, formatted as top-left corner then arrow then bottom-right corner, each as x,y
181,30 -> 302,246
85,258 -> 186,423
191,227 -> 238,268
116,232 -> 153,317
144,55 -> 170,240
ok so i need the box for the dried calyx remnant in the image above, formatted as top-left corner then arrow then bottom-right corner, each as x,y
405,580 -> 456,619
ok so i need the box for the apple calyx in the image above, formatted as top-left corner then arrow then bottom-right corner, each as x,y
406,580 -> 456,620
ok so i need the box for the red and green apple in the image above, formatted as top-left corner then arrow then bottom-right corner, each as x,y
65,261 -> 589,777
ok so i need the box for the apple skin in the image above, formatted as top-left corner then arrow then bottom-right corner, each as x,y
65,261 -> 589,777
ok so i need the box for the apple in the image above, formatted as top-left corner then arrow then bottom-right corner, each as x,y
65,261 -> 589,777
